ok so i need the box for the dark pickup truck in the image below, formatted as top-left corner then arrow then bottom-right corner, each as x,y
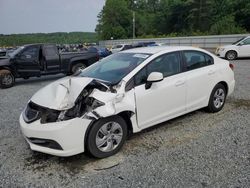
0,44 -> 99,88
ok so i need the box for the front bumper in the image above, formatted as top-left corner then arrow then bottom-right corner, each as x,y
20,114 -> 92,157
215,49 -> 226,58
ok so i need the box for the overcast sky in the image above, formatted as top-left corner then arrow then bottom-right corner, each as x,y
0,0 -> 105,34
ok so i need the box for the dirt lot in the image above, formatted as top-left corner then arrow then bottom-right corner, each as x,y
0,60 -> 249,187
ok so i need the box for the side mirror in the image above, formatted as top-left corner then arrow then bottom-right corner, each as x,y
25,54 -> 32,59
145,72 -> 163,89
19,54 -> 31,59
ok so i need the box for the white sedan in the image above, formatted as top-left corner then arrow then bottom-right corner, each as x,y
216,36 -> 250,60
20,46 -> 235,158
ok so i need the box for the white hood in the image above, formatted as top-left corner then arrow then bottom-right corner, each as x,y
31,77 -> 93,110
220,45 -> 235,49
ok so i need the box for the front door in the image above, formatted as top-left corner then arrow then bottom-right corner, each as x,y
134,52 -> 187,129
15,45 -> 40,77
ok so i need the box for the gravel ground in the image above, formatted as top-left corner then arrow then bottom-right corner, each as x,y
0,60 -> 249,188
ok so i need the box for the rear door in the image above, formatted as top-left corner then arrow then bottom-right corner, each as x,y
134,52 -> 187,129
182,50 -> 217,111
14,45 -> 40,77
42,45 -> 60,72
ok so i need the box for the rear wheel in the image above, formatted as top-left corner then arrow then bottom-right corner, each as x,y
71,63 -> 86,74
0,70 -> 15,89
207,83 -> 226,113
86,116 -> 127,158
225,51 -> 237,60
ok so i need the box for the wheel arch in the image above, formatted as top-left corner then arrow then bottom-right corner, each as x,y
83,111 -> 134,150
69,60 -> 88,73
217,81 -> 228,95
117,111 -> 134,135
0,66 -> 17,77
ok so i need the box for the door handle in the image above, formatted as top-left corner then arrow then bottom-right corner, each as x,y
208,70 -> 215,75
175,80 -> 185,86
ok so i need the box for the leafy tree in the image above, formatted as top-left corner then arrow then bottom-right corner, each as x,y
0,32 -> 97,47
96,0 -> 250,39
95,0 -> 132,40
210,15 -> 246,35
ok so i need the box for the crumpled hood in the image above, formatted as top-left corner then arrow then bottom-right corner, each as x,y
31,76 -> 93,110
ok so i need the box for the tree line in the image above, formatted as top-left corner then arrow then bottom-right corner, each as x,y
0,32 -> 97,47
96,0 -> 250,40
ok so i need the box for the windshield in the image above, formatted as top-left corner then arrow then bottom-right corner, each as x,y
8,46 -> 25,57
79,52 -> 151,84
232,37 -> 246,45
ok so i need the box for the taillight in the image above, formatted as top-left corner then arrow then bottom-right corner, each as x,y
229,63 -> 234,70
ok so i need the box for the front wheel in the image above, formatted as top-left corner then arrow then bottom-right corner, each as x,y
86,116 -> 127,158
225,51 -> 237,60
0,70 -> 15,89
71,63 -> 86,74
206,83 -> 226,113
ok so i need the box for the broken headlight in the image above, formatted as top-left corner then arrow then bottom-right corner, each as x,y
57,98 -> 105,122
57,105 -> 81,122
88,98 -> 105,109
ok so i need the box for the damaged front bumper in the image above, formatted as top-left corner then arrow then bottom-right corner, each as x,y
20,114 -> 92,157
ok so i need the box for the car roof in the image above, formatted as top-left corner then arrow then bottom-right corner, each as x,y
121,46 -> 204,54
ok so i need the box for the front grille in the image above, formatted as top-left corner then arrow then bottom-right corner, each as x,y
27,137 -> 63,150
23,102 -> 60,124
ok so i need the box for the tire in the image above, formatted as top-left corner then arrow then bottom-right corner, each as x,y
86,115 -> 127,158
0,70 -> 15,89
71,63 -> 86,74
206,83 -> 226,113
225,51 -> 237,60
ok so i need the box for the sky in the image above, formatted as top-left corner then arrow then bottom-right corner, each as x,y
0,0 -> 105,34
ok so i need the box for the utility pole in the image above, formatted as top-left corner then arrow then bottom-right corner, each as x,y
133,11 -> 135,39
133,0 -> 137,39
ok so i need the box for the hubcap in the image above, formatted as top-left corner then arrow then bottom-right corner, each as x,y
2,74 -> 13,85
227,52 -> 235,60
95,121 -> 123,152
213,88 -> 225,109
76,65 -> 86,72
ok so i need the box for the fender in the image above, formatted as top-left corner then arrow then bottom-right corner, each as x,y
0,58 -> 17,76
70,56 -> 89,65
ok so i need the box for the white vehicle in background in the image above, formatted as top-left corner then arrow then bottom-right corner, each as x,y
20,46 -> 235,158
110,44 -> 132,53
216,36 -> 250,60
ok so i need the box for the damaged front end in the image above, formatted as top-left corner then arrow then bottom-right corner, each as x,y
23,77 -> 127,124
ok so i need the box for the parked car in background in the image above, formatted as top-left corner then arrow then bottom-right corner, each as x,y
0,50 -> 7,57
20,46 -> 235,158
216,36 -> 250,60
0,44 -> 99,88
110,44 -> 133,53
88,46 -> 112,58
